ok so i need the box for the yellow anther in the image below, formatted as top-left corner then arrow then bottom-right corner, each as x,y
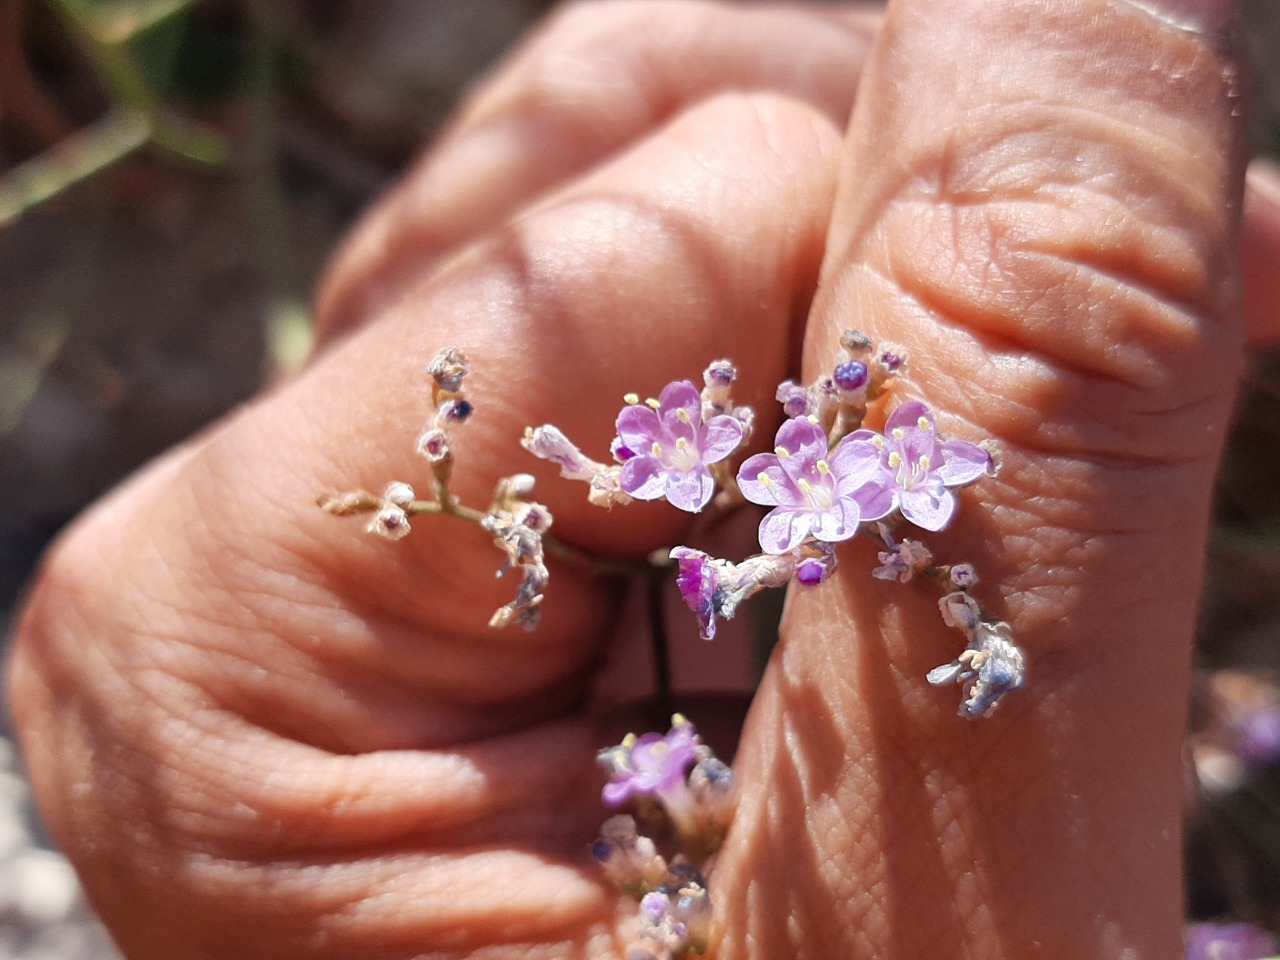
888,451 -> 902,468
676,437 -> 688,450
645,398 -> 661,410
775,446 -> 790,458
919,454 -> 931,471
807,415 -> 819,425
918,416 -> 930,430
798,478 -> 813,495
623,393 -> 640,405
817,460 -> 830,474
652,441 -> 663,457
872,435 -> 884,448
891,427 -> 906,441
759,474 -> 774,486
677,408 -> 691,423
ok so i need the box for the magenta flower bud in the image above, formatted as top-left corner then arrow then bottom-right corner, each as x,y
775,380 -> 811,418
832,360 -> 869,393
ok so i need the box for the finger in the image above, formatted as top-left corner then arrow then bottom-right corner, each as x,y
11,92 -> 843,958
313,0 -> 878,344
1244,158 -> 1280,344
719,1 -> 1246,958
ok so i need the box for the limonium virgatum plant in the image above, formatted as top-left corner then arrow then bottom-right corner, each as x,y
318,332 -> 1025,959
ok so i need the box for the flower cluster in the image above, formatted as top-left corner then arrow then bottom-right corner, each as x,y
321,334 -> 1026,718
594,717 -> 731,959
523,361 -> 753,513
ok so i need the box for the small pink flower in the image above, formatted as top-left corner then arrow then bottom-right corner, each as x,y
737,417 -> 893,554
600,719 -> 700,807
614,381 -> 744,512
852,401 -> 992,532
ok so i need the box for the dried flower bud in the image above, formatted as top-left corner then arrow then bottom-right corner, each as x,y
426,345 -> 469,395
382,482 -> 416,510
839,328 -> 873,355
417,428 -> 450,463
366,504 -> 410,541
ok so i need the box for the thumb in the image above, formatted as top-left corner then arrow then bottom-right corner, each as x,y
719,1 -> 1245,958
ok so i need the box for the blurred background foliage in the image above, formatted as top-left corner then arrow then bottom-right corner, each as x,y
0,0 -> 1279,953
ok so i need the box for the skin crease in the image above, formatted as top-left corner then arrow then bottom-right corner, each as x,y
4,0 -> 1274,958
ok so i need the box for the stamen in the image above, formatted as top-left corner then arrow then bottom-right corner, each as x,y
652,441 -> 663,457
676,437 -> 688,450
891,427 -> 906,440
888,451 -> 902,468
624,393 -> 639,405
919,454 -> 931,470
872,435 -> 884,448
677,408 -> 691,423
816,460 -> 830,474
917,416 -> 930,430
775,446 -> 790,458
759,474 -> 773,486
798,478 -> 813,494
645,398 -> 661,410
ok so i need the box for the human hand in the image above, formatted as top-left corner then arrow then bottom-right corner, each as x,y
9,1 -> 1280,958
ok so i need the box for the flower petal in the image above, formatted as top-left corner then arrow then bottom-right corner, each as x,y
665,468 -> 715,512
658,380 -> 702,423
899,485 -> 956,531
937,439 -> 993,486
700,414 -> 744,463
885,400 -> 932,433
773,416 -> 827,460
616,404 -> 662,454
830,436 -> 888,489
757,507 -> 809,554
737,454 -> 793,506
848,479 -> 897,522
620,456 -> 666,500
809,500 -> 859,542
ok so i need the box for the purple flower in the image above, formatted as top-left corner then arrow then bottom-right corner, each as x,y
671,547 -> 798,640
614,381 -> 744,512
853,401 -> 992,532
1185,922 -> 1278,960
737,417 -> 894,554
601,719 -> 700,807
671,547 -> 720,640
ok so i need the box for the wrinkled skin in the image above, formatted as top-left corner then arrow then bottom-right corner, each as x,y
10,0 -> 1280,957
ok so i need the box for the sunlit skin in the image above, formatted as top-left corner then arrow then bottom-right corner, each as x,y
9,0 -> 1280,958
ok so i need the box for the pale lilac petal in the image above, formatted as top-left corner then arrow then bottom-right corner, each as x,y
849,479 -> 897,521
885,401 -> 931,433
658,380 -> 702,423
700,415 -> 744,462
900,485 -> 955,531
616,405 -> 662,453
773,417 -> 827,460
737,454 -> 793,506
829,436 -> 888,488
758,507 -> 810,554
937,439 -> 992,486
601,780 -> 634,806
665,469 -> 715,512
620,457 -> 666,500
809,500 -> 859,542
